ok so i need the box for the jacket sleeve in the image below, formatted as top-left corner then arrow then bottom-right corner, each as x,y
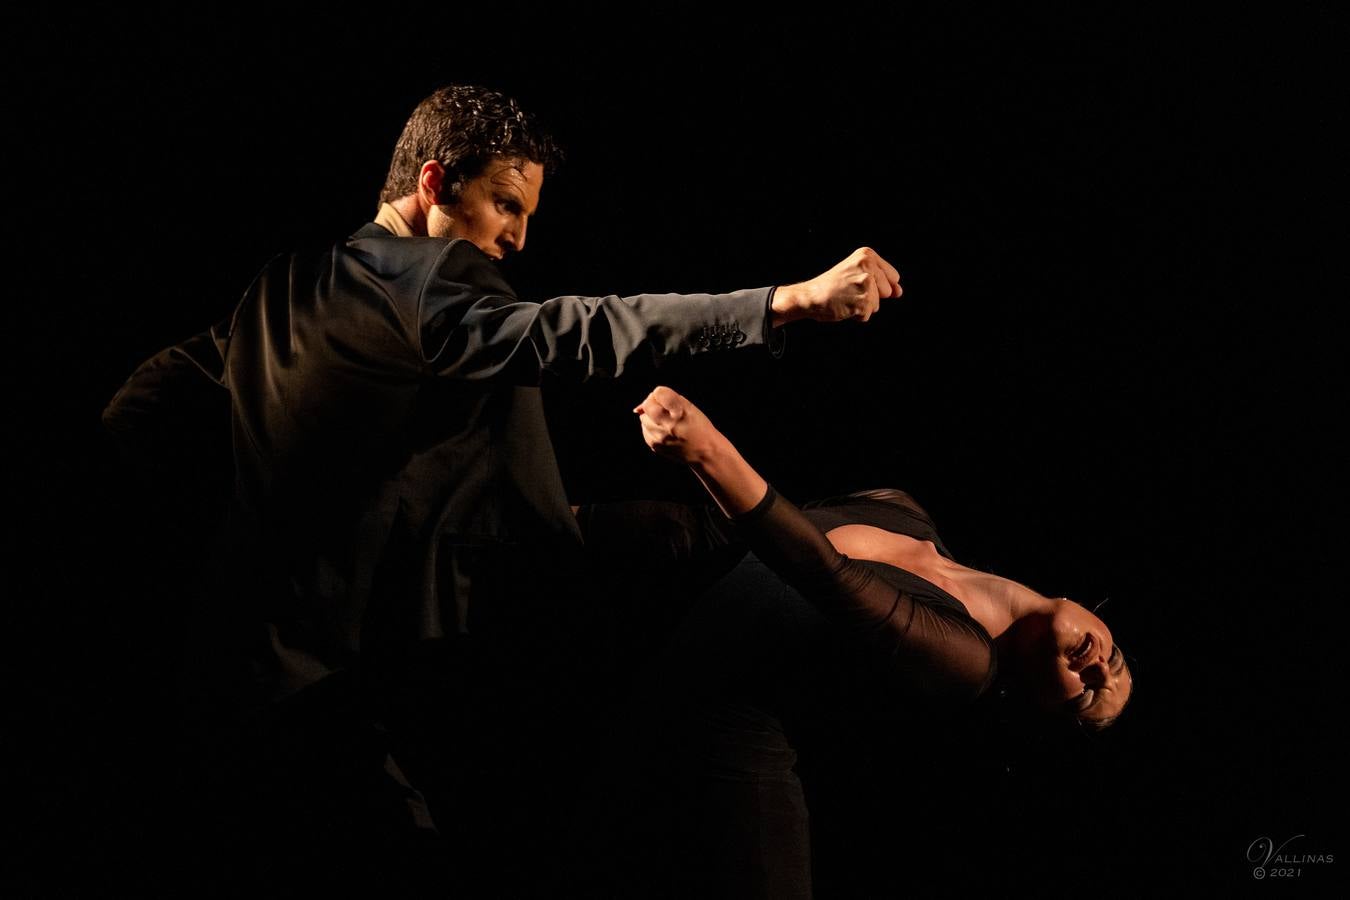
102,320 -> 231,467
734,486 -> 997,705
417,239 -> 780,382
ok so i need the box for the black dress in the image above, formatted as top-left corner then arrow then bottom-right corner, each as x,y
574,488 -> 997,899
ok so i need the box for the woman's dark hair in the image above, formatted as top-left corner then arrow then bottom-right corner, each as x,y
378,84 -> 563,207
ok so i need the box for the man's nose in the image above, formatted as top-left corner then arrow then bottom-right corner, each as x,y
502,218 -> 527,254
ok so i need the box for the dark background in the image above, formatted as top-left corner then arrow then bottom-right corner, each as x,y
9,4 -> 1341,895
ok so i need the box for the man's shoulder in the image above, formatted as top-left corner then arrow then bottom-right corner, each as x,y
344,231 -> 518,305
343,222 -> 456,265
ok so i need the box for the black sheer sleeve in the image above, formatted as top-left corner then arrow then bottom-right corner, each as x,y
736,487 -> 996,704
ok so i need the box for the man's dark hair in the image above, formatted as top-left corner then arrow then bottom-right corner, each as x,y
378,84 -> 563,208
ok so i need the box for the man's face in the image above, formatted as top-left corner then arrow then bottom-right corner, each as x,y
430,157 -> 544,259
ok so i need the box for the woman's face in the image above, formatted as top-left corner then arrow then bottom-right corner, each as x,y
1015,598 -> 1133,725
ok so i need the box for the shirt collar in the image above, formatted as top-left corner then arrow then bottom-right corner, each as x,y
373,202 -> 416,237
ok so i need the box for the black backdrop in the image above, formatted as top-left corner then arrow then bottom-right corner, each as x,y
9,4 -> 1341,895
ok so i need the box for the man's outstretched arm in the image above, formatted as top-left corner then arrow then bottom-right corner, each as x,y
417,241 -> 903,383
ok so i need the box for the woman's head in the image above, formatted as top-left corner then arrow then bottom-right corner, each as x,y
998,597 -> 1133,730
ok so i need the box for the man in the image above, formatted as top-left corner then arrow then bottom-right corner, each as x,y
103,83 -> 901,890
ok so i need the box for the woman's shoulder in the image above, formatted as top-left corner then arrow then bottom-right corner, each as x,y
801,488 -> 949,555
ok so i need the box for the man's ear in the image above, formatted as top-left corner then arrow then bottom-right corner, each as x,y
416,160 -> 446,213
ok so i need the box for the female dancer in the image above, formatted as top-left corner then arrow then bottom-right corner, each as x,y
577,385 -> 1133,898
634,385 -> 1132,727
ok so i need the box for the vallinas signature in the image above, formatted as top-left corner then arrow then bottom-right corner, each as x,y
1247,835 -> 1334,867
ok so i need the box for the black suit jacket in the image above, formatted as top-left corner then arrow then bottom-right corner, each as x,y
105,223 -> 778,699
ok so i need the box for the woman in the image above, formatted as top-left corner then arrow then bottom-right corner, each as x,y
634,385 -> 1132,727
575,386 -> 1132,898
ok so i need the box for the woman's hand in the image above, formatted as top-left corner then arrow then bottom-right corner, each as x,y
634,385 -> 721,466
635,385 -> 768,517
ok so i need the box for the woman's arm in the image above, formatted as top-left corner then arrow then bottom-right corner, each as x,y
636,386 -> 995,703
634,387 -> 768,518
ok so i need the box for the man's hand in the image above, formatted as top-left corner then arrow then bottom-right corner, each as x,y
771,247 -> 902,326
634,386 -> 722,466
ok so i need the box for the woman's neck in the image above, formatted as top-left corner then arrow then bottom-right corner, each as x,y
946,567 -> 1054,638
